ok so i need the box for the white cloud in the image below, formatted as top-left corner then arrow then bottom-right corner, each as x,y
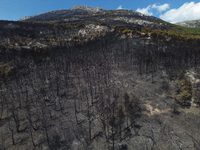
136,3 -> 170,16
136,5 -> 153,16
117,5 -> 129,10
152,3 -> 170,13
160,2 -> 200,23
117,5 -> 123,10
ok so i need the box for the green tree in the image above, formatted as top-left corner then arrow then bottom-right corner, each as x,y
175,80 -> 192,106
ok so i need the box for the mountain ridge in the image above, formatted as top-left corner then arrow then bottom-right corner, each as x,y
18,5 -> 106,21
18,5 -> 168,30
70,5 -> 105,13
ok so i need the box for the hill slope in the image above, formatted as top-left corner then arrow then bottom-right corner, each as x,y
0,6 -> 200,150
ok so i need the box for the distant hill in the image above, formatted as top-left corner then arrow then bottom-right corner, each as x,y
18,5 -> 167,29
19,5 -> 106,21
175,19 -> 200,28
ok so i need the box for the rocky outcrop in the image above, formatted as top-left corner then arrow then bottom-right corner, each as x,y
78,24 -> 114,36
70,5 -> 105,13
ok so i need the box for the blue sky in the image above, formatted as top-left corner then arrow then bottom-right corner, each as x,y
0,0 -> 200,23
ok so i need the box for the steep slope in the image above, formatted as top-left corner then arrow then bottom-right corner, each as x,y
175,19 -> 200,28
1,7 -> 200,150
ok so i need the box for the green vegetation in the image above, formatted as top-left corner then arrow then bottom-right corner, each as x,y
175,80 -> 192,106
169,23 -> 200,35
75,23 -> 85,28
178,26 -> 200,35
122,28 -> 132,34
140,27 -> 200,42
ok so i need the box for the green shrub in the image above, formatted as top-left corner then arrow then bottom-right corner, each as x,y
75,24 -> 84,28
8,44 -> 15,49
123,28 -> 132,34
175,80 -> 192,106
